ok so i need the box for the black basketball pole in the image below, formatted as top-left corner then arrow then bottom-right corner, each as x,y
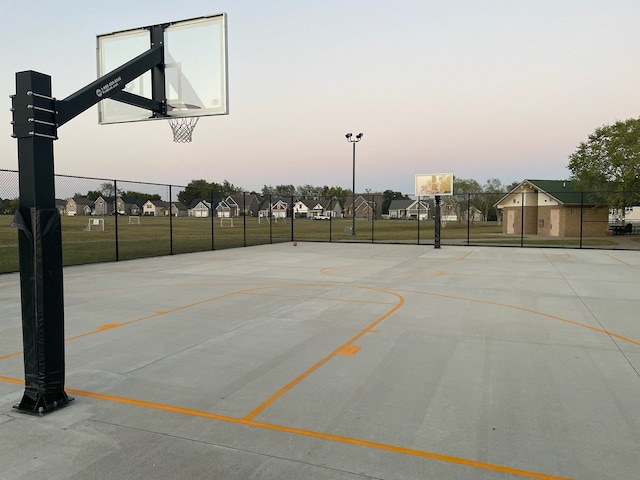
11,71 -> 70,414
10,44 -> 164,415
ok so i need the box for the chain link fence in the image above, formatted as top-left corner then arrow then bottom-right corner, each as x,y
1,168 -> 639,273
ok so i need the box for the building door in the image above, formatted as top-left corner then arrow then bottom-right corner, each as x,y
550,209 -> 560,237
507,210 -> 515,234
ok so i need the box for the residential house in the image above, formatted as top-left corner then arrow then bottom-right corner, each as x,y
345,194 -> 383,220
494,179 -> 608,237
323,199 -> 343,218
623,206 -> 640,223
188,199 -> 212,217
94,195 -> 144,216
118,196 -> 144,216
216,199 -> 232,218
93,196 -> 114,216
170,202 -> 188,217
55,199 -> 67,216
259,198 -> 289,219
143,200 -> 169,216
292,198 -> 342,218
388,199 -> 413,219
388,199 -> 431,220
66,196 -> 93,216
226,194 -> 260,217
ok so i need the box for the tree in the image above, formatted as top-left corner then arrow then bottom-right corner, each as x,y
178,179 -> 243,206
381,190 -> 406,214
122,191 -> 161,201
296,184 -> 323,199
0,197 -> 19,214
478,178 -> 506,221
450,178 -> 482,224
261,185 -> 295,198
567,117 -> 640,210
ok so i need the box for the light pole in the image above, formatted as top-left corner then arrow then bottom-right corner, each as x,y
345,132 -> 363,235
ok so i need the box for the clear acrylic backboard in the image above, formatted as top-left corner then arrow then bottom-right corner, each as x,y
96,14 -> 228,124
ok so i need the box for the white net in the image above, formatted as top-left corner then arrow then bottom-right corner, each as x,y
167,117 -> 199,143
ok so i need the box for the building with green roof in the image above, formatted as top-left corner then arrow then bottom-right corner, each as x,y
494,180 -> 609,237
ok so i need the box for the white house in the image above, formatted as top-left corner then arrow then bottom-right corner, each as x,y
189,199 -> 212,217
259,199 -> 288,219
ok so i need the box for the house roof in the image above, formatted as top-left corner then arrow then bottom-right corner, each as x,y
495,179 -> 596,207
119,196 -> 145,207
388,199 -> 414,210
69,196 -> 93,206
189,199 -> 211,208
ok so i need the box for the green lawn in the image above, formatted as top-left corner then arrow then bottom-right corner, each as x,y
0,214 -> 629,274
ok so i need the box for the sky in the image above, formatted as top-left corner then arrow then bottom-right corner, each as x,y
2,0 -> 639,195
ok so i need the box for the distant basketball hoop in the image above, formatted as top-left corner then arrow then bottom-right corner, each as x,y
167,117 -> 199,143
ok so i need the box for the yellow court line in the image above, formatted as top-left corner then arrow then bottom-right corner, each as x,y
0,351 -> 21,360
399,288 -> 640,347
246,291 -> 398,305
243,287 -> 405,422
0,375 -> 23,385
458,250 -> 475,260
320,265 -> 445,279
3,283 -> 399,356
0,376 -> 572,480
606,253 -> 640,270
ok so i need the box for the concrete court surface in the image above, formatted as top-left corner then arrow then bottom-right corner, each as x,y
0,243 -> 639,480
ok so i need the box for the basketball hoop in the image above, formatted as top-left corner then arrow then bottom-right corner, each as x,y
167,117 -> 199,143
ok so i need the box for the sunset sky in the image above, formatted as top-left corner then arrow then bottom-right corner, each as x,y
2,0 -> 639,195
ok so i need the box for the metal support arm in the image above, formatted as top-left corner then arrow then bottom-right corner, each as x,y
56,45 -> 164,126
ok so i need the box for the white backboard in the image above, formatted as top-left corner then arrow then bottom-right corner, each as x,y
97,14 -> 228,124
415,173 -> 454,197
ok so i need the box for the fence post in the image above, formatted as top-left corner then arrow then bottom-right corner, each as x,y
370,193 -> 374,243
434,195 -> 441,248
269,195 -> 273,244
169,185 -> 173,255
467,193 -> 471,246
579,191 -> 584,249
210,189 -> 216,250
329,197 -> 333,242
114,179 -> 119,261
520,192 -> 525,248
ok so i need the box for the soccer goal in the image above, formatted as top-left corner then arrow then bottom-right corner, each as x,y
220,217 -> 234,227
128,216 -> 140,225
85,218 -> 105,231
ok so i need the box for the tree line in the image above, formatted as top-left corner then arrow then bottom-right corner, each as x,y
3,116 -> 638,216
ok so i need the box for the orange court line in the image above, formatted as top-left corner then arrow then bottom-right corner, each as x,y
335,345 -> 361,355
607,253 -> 640,270
0,351 -> 21,360
243,287 -> 404,422
0,375 -> 572,480
3,283 -> 401,359
399,288 -> 640,347
246,291 -> 398,305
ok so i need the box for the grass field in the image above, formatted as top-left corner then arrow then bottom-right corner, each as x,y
0,214 -> 627,274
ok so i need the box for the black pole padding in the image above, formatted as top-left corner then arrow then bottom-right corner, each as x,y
12,71 -> 73,415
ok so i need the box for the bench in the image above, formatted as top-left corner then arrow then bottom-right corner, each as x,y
609,224 -> 640,235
